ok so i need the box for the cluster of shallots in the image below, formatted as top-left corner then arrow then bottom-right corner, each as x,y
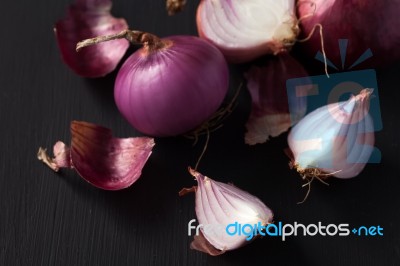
37,0 -> 392,257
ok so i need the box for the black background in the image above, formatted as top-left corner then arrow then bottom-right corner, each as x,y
1,1 -> 400,265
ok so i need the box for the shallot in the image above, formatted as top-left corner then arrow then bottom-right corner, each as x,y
288,89 -> 376,179
181,168 -> 273,255
298,0 -> 400,69
196,0 -> 298,63
77,30 -> 229,137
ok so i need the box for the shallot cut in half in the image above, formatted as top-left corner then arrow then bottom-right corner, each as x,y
288,89 -> 377,188
297,0 -> 400,69
197,0 -> 299,63
54,0 -> 129,77
37,121 -> 155,190
77,30 -> 229,137
244,54 -> 308,145
180,168 -> 273,256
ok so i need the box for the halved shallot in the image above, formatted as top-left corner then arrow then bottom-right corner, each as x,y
196,0 -> 299,63
181,168 -> 273,255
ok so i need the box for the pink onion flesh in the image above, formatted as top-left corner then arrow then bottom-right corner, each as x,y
197,0 -> 298,63
183,168 -> 273,255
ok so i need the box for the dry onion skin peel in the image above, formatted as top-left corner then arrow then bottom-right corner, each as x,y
287,89 -> 375,181
55,0 -> 129,77
166,0 -> 187,15
180,168 -> 273,256
298,0 -> 400,68
38,121 -> 155,190
196,0 -> 299,63
77,30 -> 229,137
244,53 -> 308,145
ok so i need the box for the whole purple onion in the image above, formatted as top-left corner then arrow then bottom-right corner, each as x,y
77,30 -> 229,137
298,0 -> 400,69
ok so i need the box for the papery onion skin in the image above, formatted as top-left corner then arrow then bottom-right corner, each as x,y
114,35 -> 229,137
245,53 -> 308,145
188,168 -> 273,253
196,0 -> 298,63
38,121 -> 155,190
55,0 -> 129,77
53,141 -> 72,168
166,0 -> 187,15
298,0 -> 400,69
70,121 -> 155,190
288,89 -> 375,179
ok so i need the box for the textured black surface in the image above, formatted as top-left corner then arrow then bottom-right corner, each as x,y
1,1 -> 400,265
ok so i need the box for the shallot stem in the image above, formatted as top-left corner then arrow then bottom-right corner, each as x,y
178,186 -> 197,196
192,85 -> 243,173
296,1 -> 330,78
185,82 -> 242,144
298,24 -> 329,78
76,30 -> 165,52
166,0 -> 187,15
297,176 -> 313,204
295,164 -> 331,204
37,147 -> 59,172
194,129 -> 210,171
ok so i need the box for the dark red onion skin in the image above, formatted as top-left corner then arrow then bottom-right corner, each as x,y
244,53 -> 309,144
298,0 -> 400,70
70,121 -> 155,190
246,53 -> 308,116
55,0 -> 129,77
114,36 -> 229,137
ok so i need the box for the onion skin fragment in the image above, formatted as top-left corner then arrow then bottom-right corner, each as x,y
244,54 -> 309,145
54,0 -> 129,77
166,0 -> 187,15
38,121 -> 155,190
70,121 -> 155,190
190,231 -> 226,256
52,141 -> 72,168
